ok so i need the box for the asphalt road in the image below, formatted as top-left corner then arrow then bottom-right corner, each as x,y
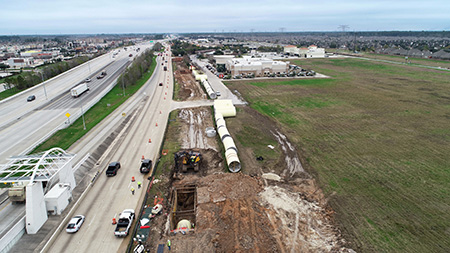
0,45 -> 152,164
44,47 -> 173,253
190,55 -> 246,105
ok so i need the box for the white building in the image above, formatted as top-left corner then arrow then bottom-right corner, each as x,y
225,56 -> 288,77
283,45 -> 325,58
6,58 -> 34,69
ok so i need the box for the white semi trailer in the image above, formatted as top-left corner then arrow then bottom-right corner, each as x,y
71,83 -> 89,97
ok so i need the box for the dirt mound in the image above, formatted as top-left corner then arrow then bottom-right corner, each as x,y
173,61 -> 206,101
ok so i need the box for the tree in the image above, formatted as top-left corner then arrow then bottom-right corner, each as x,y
0,63 -> 9,71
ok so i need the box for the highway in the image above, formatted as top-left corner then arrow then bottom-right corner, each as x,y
0,44 -> 152,164
43,46 -> 173,252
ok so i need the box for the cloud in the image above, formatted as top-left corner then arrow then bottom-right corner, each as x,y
0,0 -> 449,34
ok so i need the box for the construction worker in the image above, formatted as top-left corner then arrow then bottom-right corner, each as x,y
131,187 -> 135,195
137,181 -> 142,189
167,239 -> 171,251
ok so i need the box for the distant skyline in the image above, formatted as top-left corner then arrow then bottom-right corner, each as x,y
1,0 -> 449,35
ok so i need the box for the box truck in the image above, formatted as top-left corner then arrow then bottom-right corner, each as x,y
71,83 -> 89,97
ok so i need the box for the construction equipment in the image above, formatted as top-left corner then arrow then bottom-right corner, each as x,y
174,150 -> 202,172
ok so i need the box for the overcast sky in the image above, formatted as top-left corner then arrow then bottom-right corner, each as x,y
1,0 -> 449,35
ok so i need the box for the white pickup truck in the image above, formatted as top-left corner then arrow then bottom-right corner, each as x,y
114,209 -> 135,237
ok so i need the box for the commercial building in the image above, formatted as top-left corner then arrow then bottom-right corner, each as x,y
225,56 -> 288,77
283,45 -> 325,58
6,58 -> 34,69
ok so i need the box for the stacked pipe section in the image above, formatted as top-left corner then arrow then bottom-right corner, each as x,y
214,100 -> 240,172
191,67 -> 216,99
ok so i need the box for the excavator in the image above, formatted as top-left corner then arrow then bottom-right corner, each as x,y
175,150 -> 202,172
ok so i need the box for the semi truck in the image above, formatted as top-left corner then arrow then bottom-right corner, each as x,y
71,83 -> 89,97
115,209 -> 135,237
8,185 -> 27,204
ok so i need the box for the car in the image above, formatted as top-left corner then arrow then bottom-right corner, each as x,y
27,95 -> 36,102
129,54 -> 133,57
159,82 -> 163,86
85,78 -> 91,83
106,162 -> 121,176
140,159 -> 152,173
66,215 -> 85,233
215,91 -> 221,96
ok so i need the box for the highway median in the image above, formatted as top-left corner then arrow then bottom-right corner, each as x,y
31,52 -> 157,154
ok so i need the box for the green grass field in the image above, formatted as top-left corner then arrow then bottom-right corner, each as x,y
226,58 -> 450,252
32,56 -> 156,153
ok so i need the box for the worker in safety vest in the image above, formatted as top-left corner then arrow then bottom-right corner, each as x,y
131,187 -> 135,195
137,181 -> 142,189
167,239 -> 171,250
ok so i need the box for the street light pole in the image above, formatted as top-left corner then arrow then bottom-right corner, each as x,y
81,103 -> 86,130
40,71 -> 48,100
122,76 -> 125,96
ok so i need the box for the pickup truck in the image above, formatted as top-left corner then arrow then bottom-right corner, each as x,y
114,209 -> 135,237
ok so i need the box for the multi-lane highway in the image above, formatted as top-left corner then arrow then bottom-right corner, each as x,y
43,47 -> 173,252
0,42 -> 157,252
0,45 -> 151,164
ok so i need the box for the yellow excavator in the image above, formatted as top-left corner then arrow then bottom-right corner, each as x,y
175,151 -> 202,172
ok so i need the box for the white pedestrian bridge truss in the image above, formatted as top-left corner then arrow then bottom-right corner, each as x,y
0,148 -> 75,183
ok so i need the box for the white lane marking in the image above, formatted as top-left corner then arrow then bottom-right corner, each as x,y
109,179 -> 116,190
88,214 -> 97,227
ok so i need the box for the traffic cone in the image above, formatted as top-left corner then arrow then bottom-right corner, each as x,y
156,123 -> 158,127
132,176 -> 135,182
142,155 -> 145,160
160,111 -> 162,114
149,138 -> 151,143
112,218 -> 117,225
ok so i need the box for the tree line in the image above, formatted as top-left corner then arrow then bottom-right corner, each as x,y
2,56 -> 90,91
118,48 -> 155,89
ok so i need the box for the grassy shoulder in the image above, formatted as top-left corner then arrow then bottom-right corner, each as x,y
145,110 -> 180,205
225,58 -> 450,252
31,56 -> 156,153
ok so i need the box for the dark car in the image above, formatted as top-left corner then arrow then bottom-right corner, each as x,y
27,95 -> 36,102
140,159 -> 152,174
159,82 -> 163,86
106,162 -> 121,176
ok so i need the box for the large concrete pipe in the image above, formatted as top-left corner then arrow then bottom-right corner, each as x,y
201,79 -> 217,99
214,112 -> 241,172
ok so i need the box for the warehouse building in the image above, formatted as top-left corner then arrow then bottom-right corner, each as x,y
225,56 -> 288,77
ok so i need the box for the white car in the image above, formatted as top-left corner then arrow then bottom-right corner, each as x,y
215,91 -> 221,96
85,78 -> 91,83
66,215 -> 85,233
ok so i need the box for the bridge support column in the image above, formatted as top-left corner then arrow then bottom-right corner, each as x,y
25,182 -> 48,234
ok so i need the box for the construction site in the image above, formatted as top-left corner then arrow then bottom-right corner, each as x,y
133,59 -> 353,252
